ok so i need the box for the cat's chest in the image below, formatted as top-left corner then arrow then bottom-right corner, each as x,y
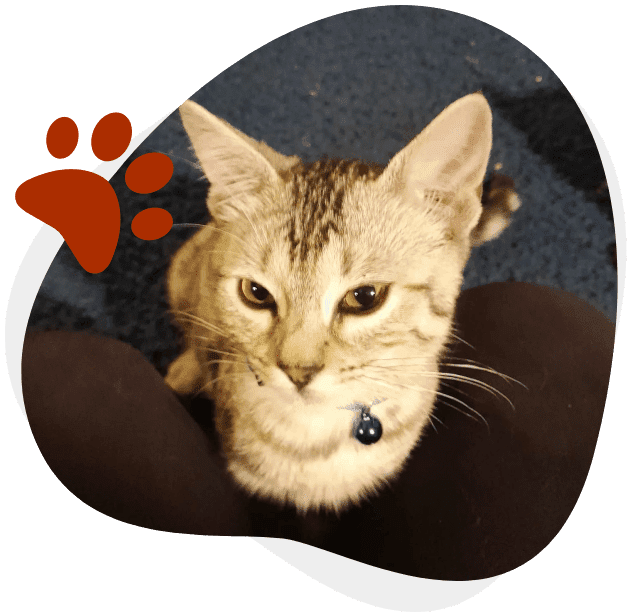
216,383 -> 438,512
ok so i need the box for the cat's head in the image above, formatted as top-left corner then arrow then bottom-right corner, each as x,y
168,93 -> 508,509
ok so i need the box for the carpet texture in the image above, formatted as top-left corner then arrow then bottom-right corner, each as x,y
27,6 -> 617,374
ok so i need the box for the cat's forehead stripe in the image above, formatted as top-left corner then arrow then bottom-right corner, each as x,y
286,158 -> 382,263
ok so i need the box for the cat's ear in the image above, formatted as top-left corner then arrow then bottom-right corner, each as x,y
179,100 -> 298,222
390,92 -> 492,192
383,93 -> 492,237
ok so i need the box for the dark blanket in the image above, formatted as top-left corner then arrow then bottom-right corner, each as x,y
22,282 -> 614,581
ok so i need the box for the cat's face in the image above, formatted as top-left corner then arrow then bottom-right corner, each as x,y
204,159 -> 464,445
167,93 -> 505,511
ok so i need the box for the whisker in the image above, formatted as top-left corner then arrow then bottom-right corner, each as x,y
427,415 -> 439,434
355,374 -> 464,430
431,398 -> 480,425
448,332 -> 475,350
434,391 -> 489,431
359,374 -> 427,395
190,342 -> 242,359
147,149 -> 204,173
205,225 -> 248,247
368,366 -> 516,411
171,223 -> 206,229
426,410 -> 448,433
238,205 -> 266,250
204,359 -> 247,367
177,321 -> 227,339
214,181 -> 270,249
200,368 -> 249,393
367,355 -> 524,388
169,310 -> 228,337
438,374 -> 515,411
361,375 -> 490,432
440,363 -> 526,388
437,379 -> 474,401
168,237 -> 247,260
196,249 -> 244,257
368,356 -> 434,363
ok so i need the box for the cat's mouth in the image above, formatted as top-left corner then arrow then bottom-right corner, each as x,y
245,357 -> 386,444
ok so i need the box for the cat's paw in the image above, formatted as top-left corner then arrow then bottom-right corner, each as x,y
15,114 -> 175,273
471,173 -> 521,246
165,349 -> 204,395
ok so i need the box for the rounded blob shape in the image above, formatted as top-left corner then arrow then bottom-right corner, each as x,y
46,117 -> 79,159
91,113 -> 132,161
125,152 -> 174,194
131,208 -> 173,241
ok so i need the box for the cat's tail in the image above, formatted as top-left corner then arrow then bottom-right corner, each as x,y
471,173 -> 521,246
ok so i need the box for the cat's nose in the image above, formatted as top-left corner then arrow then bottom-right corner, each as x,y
277,362 -> 323,391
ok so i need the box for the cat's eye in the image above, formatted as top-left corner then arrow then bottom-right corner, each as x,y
340,284 -> 388,315
239,279 -> 275,309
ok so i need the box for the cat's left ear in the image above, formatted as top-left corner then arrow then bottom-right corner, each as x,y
383,93 -> 492,236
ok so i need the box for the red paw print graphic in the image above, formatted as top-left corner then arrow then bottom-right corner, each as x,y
15,113 -> 174,274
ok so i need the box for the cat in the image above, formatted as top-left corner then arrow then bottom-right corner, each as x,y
165,92 -> 520,513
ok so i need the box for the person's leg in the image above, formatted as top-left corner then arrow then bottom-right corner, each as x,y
22,282 -> 615,578
21,330 -> 250,535
316,282 -> 614,579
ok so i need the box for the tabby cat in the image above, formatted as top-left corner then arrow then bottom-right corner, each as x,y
165,93 -> 520,513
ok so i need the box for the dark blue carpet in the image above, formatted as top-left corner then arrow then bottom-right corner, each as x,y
28,6 -> 616,372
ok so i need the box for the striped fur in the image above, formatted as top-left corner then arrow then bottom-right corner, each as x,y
166,94 -> 520,512
287,158 -> 382,263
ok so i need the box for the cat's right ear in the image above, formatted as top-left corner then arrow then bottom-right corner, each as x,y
387,93 -> 492,195
381,93 -> 493,240
179,100 -> 297,222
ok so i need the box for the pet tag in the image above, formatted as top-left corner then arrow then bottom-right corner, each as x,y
354,404 -> 383,445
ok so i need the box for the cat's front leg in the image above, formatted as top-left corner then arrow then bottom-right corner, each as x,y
165,348 -> 204,395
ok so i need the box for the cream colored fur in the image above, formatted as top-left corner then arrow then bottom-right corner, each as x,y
166,93 -> 516,512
